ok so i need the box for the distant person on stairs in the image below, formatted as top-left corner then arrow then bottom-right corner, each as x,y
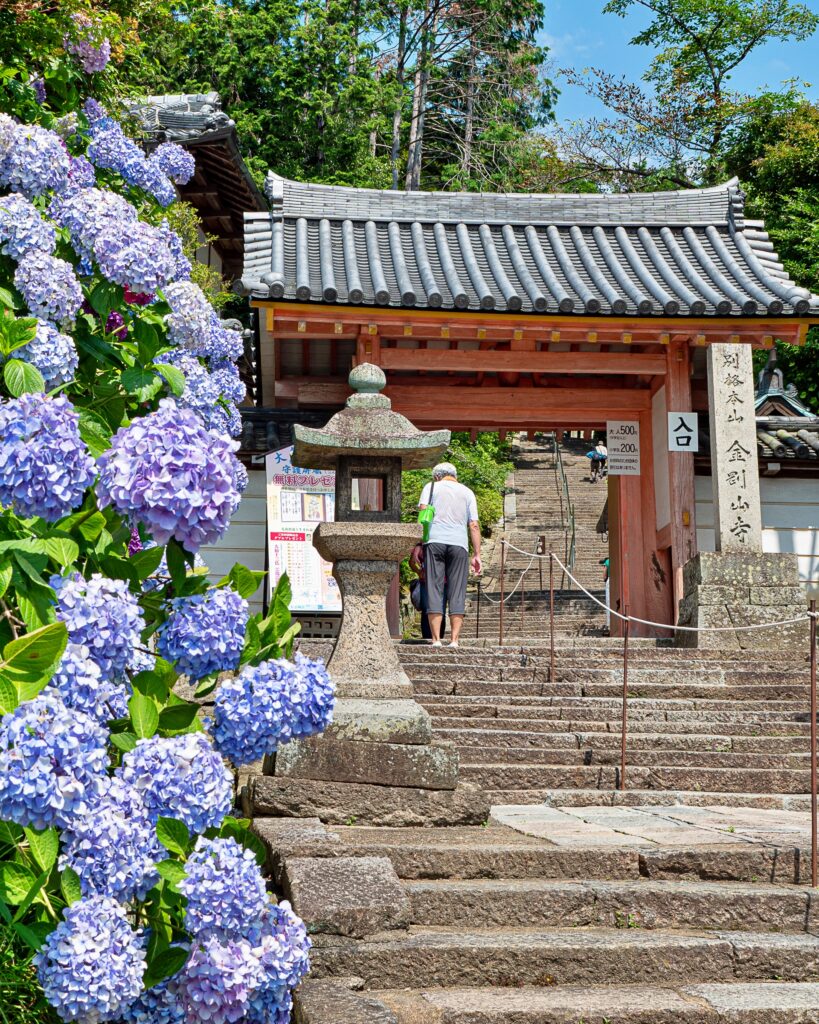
418,463 -> 482,648
587,440 -> 608,483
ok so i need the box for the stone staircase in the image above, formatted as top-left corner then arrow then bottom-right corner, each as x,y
472,435 -> 609,640
256,433 -> 819,1023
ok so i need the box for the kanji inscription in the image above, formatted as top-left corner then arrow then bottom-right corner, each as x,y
706,343 -> 762,551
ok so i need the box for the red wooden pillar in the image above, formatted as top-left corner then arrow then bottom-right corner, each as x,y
666,341 -> 698,621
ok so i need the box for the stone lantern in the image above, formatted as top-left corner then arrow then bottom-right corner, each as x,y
252,364 -> 488,828
292,362 -> 449,699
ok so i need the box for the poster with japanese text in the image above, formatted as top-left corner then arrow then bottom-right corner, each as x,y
265,446 -> 341,612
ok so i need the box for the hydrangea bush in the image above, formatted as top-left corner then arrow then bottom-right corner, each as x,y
0,18 -> 334,1023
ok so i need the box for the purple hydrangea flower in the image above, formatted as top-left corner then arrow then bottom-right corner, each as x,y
45,642 -> 129,722
233,460 -> 249,494
0,194 -> 56,258
163,351 -> 241,437
14,249 -> 83,324
162,220 -> 192,281
247,902 -> 311,999
0,122 -> 70,198
139,159 -> 177,207
288,652 -> 335,740
59,778 -> 162,903
52,573 -> 146,682
16,318 -> 79,387
106,309 -> 128,338
48,187 -> 139,271
83,97 -> 106,123
67,154 -> 96,190
0,393 -> 96,522
96,399 -> 242,552
94,219 -> 178,293
87,116 -> 178,205
117,732 -> 233,835
210,402 -> 243,439
36,896 -> 146,1022
209,360 -> 246,405
150,143 -> 196,185
157,589 -> 248,681
32,77 -> 46,104
163,285 -> 243,362
122,977 -> 186,1024
0,693 -> 109,830
179,837 -> 268,939
124,286 -> 154,306
174,934 -> 264,1024
209,660 -> 298,766
64,14 -> 112,73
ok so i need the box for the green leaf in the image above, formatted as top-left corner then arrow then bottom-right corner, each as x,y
156,817 -> 190,857
0,562 -> 12,599
193,674 -> 220,699
0,675 -> 18,715
23,827 -> 58,873
78,410 -> 113,458
0,862 -> 38,904
16,591 -> 55,633
240,618 -> 261,666
129,692 -> 159,739
41,538 -> 79,566
130,544 -> 165,581
154,859 -> 188,885
88,280 -> 121,318
154,362 -> 186,397
0,286 -> 18,310
158,702 -> 200,732
109,731 -> 138,753
121,366 -> 163,403
0,822 -> 22,848
143,945 -> 190,988
224,564 -> 265,600
165,540 -> 188,591
4,358 -> 45,397
58,509 -> 106,542
1,622 -> 67,687
0,315 -> 37,356
13,921 -> 47,952
60,866 -> 82,906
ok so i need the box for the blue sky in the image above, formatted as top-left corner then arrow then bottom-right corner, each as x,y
541,0 -> 819,124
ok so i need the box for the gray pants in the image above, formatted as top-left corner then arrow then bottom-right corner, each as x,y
425,543 -> 469,616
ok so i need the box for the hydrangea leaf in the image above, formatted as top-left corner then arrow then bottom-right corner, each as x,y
16,591 -> 55,632
1,621 -> 67,687
0,563 -> 11,600
129,544 -> 165,581
12,921 -> 46,952
154,361 -> 186,397
60,866 -> 82,906
219,563 -> 265,600
3,358 -> 45,397
0,286 -> 18,310
157,702 -> 199,733
23,826 -> 58,873
142,945 -> 190,989
41,538 -> 79,566
0,314 -> 37,356
129,692 -> 159,739
0,862 -> 38,904
155,817 -> 190,857
121,366 -> 162,402
58,508 -> 106,542
154,859 -> 187,886
109,731 -> 137,753
0,674 -> 18,715
77,410 -> 113,458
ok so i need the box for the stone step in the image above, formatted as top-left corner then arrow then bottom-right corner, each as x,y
310,926 -> 819,988
435,728 -> 810,753
461,763 -> 811,793
414,679 -> 811,701
456,747 -> 808,770
405,877 -> 817,932
372,982 -> 819,1023
427,715 -> 810,738
504,788 -> 813,812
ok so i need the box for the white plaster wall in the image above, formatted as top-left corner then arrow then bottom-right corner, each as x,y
696,474 -> 819,594
652,386 -> 670,531
201,469 -> 267,614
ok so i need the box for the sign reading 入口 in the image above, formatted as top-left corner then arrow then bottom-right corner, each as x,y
668,412 -> 699,452
606,420 -> 640,475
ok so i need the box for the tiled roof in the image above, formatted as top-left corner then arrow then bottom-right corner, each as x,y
237,174 -> 819,317
129,93 -> 235,142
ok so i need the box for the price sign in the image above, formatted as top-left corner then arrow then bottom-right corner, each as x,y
606,420 -> 640,476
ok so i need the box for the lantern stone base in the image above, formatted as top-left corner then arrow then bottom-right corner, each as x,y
676,552 -> 808,650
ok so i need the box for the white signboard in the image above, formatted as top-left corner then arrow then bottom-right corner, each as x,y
265,446 -> 341,612
606,420 -> 641,476
668,411 -> 699,452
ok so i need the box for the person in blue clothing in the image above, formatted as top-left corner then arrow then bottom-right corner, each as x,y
418,463 -> 482,648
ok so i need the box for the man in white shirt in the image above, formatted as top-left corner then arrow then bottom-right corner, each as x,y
418,462 -> 482,648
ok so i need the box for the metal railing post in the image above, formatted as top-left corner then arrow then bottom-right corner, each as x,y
549,553 -> 556,685
811,598 -> 817,887
620,608 -> 630,791
476,580 -> 481,639
499,540 -> 506,647
520,561 -> 525,629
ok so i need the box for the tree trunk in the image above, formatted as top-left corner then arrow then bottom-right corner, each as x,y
390,7 -> 408,190
406,2 -> 437,191
462,37 -> 477,182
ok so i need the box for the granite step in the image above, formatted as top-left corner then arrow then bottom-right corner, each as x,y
310,926 -> 819,988
435,728 -> 810,753
456,747 -> 808,770
371,982 -> 819,1023
426,715 -> 810,737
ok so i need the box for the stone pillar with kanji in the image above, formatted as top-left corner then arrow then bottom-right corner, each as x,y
676,342 -> 806,649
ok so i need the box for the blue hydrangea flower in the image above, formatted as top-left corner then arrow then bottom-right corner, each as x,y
175,935 -> 264,1024
139,159 -> 177,207
0,693 -> 109,830
45,642 -> 129,722
0,393 -> 96,522
247,901 -> 311,999
179,837 -> 268,939
83,97 -> 106,123
209,360 -> 246,405
64,14 -> 112,73
157,589 -> 248,681
288,652 -> 335,740
163,284 -> 243,362
0,122 -> 70,198
52,573 -> 146,682
0,194 -> 56,258
150,143 -> 196,185
210,402 -> 243,439
163,351 -> 242,438
67,154 -> 96,190
233,460 -> 249,494
209,660 -> 298,766
96,399 -> 242,552
87,116 -> 178,205
36,896 -> 145,1022
122,976 -> 186,1024
94,219 -> 178,293
32,77 -> 46,104
49,187 -> 139,271
59,778 -> 162,903
117,732 -> 233,835
162,220 -> 192,281
16,318 -> 79,387
14,249 -> 83,324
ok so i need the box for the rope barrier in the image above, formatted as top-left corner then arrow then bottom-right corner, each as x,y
490,539 -> 815,633
478,554 -> 536,605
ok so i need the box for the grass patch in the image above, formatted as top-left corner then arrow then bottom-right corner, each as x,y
0,926 -> 59,1024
